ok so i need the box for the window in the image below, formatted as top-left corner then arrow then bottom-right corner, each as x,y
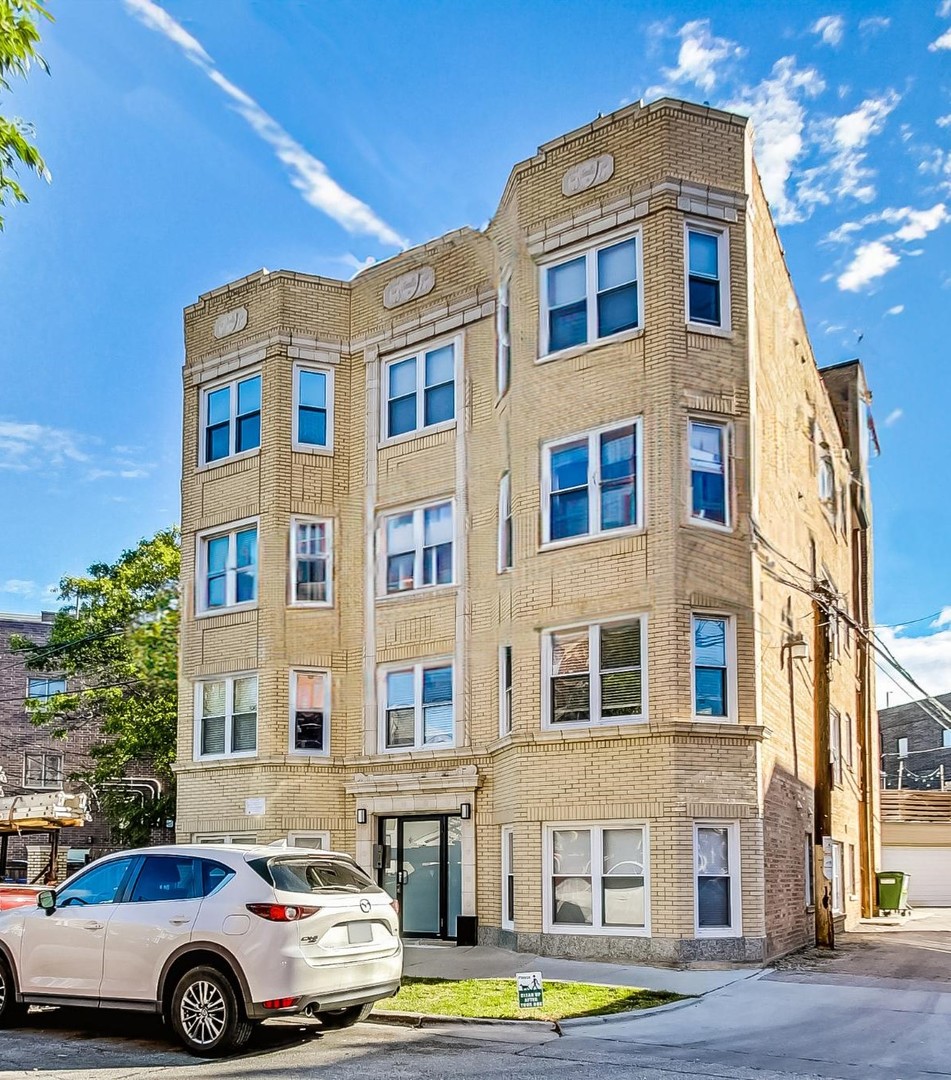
848,843 -> 856,898
383,343 -> 455,439
57,856 -> 136,907
195,675 -> 257,759
382,663 -> 454,751
805,833 -> 815,907
501,826 -> 515,930
500,646 -> 513,736
382,501 -> 453,594
943,729 -> 951,749
294,365 -> 333,451
198,522 -> 258,613
818,455 -> 835,509
844,713 -> 853,768
540,235 -> 641,355
201,374 -> 261,464
897,737 -> 909,758
686,226 -> 728,328
290,518 -> 332,605
290,670 -> 330,754
193,834 -> 257,844
695,823 -> 740,935
831,840 -> 844,914
287,832 -> 330,850
830,707 -> 843,785
692,615 -> 733,720
497,276 -> 511,396
548,824 -> 647,933
542,420 -> 640,544
498,472 -> 513,571
26,677 -> 66,701
129,856 -> 201,902
545,619 -> 645,727
689,420 -> 729,526
23,750 -> 63,789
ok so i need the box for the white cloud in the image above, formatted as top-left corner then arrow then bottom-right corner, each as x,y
940,0 -> 951,17
877,624 -> 951,707
859,16 -> 890,34
647,19 -> 744,96
832,92 -> 899,150
812,15 -> 845,46
829,203 -> 949,291
0,579 -> 38,597
937,115 -> 951,128
837,240 -> 899,291
931,607 -> 951,629
885,304 -> 904,316
123,0 -> 404,247
883,407 -> 903,426
930,28 -> 951,50
891,202 -> 950,240
0,421 -> 89,472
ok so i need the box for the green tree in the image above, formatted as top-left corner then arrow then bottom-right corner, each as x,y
14,528 -> 180,847
0,0 -> 52,229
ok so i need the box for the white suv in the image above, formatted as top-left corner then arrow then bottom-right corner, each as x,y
0,843 -> 402,1056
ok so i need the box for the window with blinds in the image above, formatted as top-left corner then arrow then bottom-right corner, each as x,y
196,675 -> 257,759
547,619 -> 645,727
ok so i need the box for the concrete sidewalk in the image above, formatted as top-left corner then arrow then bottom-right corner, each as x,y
403,942 -> 761,996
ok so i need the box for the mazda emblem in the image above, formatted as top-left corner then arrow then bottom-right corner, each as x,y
360,899 -> 371,913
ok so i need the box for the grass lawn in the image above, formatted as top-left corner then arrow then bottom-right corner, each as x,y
376,976 -> 683,1021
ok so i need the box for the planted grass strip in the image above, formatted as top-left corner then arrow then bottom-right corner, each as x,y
378,977 -> 682,1021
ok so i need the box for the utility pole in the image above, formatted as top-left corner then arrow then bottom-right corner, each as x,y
813,584 -> 835,949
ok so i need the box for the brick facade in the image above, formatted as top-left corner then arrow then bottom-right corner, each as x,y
176,97 -> 877,962
879,693 -> 951,790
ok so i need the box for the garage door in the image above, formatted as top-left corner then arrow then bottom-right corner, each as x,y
881,847 -> 951,906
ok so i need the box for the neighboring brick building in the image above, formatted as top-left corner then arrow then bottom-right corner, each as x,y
879,693 -> 951,790
175,97 -> 878,962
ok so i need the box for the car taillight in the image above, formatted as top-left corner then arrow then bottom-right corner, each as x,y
246,903 -> 320,922
262,997 -> 301,1010
390,898 -> 400,915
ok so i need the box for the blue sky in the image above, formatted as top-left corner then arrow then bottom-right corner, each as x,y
1,0 -> 949,701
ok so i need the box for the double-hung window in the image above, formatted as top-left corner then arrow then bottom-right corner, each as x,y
501,826 -> 515,929
290,518 -> 332,605
195,674 -> 257,759
23,750 -> 63,789
686,226 -> 728,328
692,615 -> 733,720
198,522 -> 258,613
202,374 -> 261,464
27,676 -> 66,701
549,824 -> 647,932
500,646 -> 513,736
498,472 -> 513,571
290,670 -> 330,755
830,707 -> 843,785
382,662 -> 454,751
543,420 -> 640,544
541,235 -> 640,355
294,365 -> 333,451
689,420 -> 729,526
695,822 -> 740,935
384,343 -> 455,440
497,277 -> 511,396
545,619 -> 645,727
382,501 -> 453,594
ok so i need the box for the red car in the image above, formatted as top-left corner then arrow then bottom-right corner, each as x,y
0,885 -> 43,911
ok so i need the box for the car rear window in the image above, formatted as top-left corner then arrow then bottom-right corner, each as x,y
251,856 -> 384,895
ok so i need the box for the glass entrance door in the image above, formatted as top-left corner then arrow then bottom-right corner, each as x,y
378,815 -> 462,940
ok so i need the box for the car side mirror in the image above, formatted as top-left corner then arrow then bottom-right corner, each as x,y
37,890 -> 56,914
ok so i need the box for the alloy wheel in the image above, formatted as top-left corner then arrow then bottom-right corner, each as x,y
179,978 -> 227,1046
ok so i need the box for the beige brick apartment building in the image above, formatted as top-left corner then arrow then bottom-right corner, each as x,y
176,98 -> 878,962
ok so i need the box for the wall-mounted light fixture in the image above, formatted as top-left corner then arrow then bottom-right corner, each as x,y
460,803 -> 471,820
783,633 -> 810,663
356,808 -> 367,825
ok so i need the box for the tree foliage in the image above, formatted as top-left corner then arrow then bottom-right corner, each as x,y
0,0 -> 51,229
13,528 -> 180,847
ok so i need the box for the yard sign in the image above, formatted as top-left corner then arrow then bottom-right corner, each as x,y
516,971 -> 543,1008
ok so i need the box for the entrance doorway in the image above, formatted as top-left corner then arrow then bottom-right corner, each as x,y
377,815 -> 462,940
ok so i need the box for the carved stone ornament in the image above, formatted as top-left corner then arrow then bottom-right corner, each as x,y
383,266 -> 436,309
562,153 -> 615,197
213,306 -> 248,339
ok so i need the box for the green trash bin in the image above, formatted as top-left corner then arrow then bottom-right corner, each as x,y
877,871 -> 911,914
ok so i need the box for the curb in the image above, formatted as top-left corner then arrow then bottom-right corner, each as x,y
370,1010 -> 561,1034
557,995 -> 698,1029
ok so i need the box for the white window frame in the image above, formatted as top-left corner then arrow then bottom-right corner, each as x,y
805,832 -> 815,908
289,669 -> 331,757
538,228 -> 644,359
691,612 -> 738,723
499,645 -> 513,737
380,336 -> 460,445
289,517 -> 333,607
694,821 -> 742,938
287,831 -> 331,850
830,707 -> 843,786
193,672 -> 258,762
199,370 -> 262,468
26,676 -> 66,701
541,417 -> 644,548
292,363 -> 334,453
897,737 -> 909,758
831,840 -> 845,914
378,499 -> 455,596
196,517 -> 259,617
943,729 -> 951,749
687,418 -> 732,531
541,616 -> 648,730
193,833 -> 257,844
377,659 -> 456,753
23,750 -> 63,789
684,222 -> 731,333
501,825 -> 515,930
543,821 -> 651,937
497,275 -> 511,397
498,472 -> 513,572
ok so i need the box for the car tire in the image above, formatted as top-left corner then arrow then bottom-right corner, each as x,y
169,965 -> 253,1057
0,956 -> 26,1027
318,1002 -> 374,1029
